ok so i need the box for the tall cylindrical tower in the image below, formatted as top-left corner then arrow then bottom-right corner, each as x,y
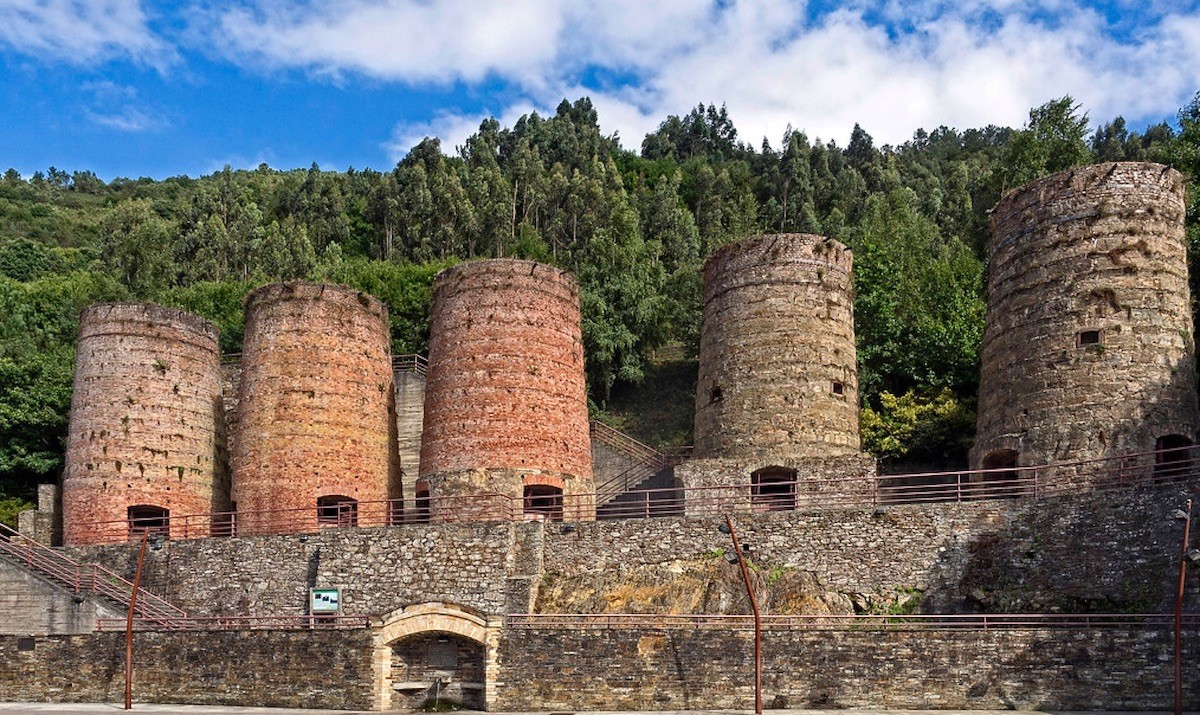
419,260 -> 593,520
972,162 -> 1198,470
63,303 -> 228,545
694,233 -> 861,459
233,283 -> 400,533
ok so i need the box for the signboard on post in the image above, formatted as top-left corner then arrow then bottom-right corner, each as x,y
310,587 -> 341,615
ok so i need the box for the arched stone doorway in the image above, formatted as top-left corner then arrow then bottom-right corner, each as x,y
374,602 -> 499,711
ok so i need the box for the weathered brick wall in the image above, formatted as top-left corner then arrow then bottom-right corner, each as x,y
62,303 -> 228,546
0,630 -> 375,709
420,260 -> 593,514
494,626 -> 1199,711
973,162 -> 1199,470
234,282 -> 401,535
695,233 -> 861,460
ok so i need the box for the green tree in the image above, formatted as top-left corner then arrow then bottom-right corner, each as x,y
1002,96 -> 1091,188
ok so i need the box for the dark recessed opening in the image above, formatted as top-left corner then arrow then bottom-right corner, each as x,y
414,483 -> 431,524
1155,434 -> 1195,481
975,450 -> 1020,499
523,485 -> 563,522
751,466 -> 797,512
832,381 -> 844,395
127,505 -> 169,540
1078,329 -> 1102,346
710,385 -> 723,403
16,637 -> 35,652
316,495 -> 358,527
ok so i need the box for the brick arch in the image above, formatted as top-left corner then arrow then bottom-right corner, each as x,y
376,601 -> 488,645
522,473 -> 565,490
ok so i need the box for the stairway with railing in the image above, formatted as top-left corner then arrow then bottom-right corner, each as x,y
0,523 -> 187,627
590,421 -> 693,513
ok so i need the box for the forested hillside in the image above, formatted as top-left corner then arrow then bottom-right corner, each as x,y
3,94 -> 1199,523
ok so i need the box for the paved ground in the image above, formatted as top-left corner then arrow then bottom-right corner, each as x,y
0,706 -> 1195,715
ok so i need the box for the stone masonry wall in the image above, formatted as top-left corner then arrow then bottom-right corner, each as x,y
495,627 -> 1200,711
0,630 -> 374,710
0,559 -> 121,635
70,521 -> 520,618
68,481 -> 1198,618
694,233 -> 861,460
234,282 -> 401,535
675,455 -> 877,514
62,303 -> 228,545
973,162 -> 1199,470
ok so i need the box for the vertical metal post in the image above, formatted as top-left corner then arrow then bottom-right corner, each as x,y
125,531 -> 149,710
724,514 -> 762,715
1175,498 -> 1191,715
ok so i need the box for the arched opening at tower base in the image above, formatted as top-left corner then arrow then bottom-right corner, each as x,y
1154,434 -> 1195,481
127,504 -> 169,540
751,466 -> 797,511
975,449 -> 1020,498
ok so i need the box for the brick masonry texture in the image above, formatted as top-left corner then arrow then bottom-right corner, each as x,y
973,162 -> 1200,469
233,282 -> 401,534
0,630 -> 374,710
420,260 -> 593,510
694,233 -> 861,460
62,303 -> 228,545
494,627 -> 1199,711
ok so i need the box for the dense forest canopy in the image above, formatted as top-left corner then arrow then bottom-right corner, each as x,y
3,93 -> 1200,523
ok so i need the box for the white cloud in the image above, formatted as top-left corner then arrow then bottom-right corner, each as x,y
197,0 -> 1200,151
0,0 -> 174,66
81,81 -> 163,132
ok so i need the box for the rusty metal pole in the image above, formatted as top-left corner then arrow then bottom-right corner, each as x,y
125,531 -> 149,710
1175,498 -> 1192,715
724,514 -> 762,715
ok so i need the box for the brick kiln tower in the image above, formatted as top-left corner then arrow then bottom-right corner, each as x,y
419,260 -> 594,521
678,234 -> 875,510
972,162 -> 1199,475
62,303 -> 228,545
233,283 -> 400,533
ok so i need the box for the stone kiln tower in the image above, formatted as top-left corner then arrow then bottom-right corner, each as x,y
972,162 -> 1199,474
233,282 -> 400,533
678,234 -> 875,510
419,260 -> 594,521
62,303 -> 228,545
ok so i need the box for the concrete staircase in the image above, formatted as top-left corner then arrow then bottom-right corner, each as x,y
589,421 -> 692,518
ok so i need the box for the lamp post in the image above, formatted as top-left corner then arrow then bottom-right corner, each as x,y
1173,498 -> 1194,715
720,514 -> 762,715
124,531 -> 149,710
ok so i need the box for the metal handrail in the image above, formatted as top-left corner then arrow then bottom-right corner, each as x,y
96,614 -> 371,632
590,420 -> 664,466
392,353 -> 428,376
67,445 -> 1200,544
504,612 -> 1200,631
0,523 -> 186,621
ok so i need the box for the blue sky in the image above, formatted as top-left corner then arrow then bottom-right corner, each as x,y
2,0 -> 1199,181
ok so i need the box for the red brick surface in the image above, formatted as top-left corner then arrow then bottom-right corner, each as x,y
62,303 -> 228,545
232,283 -> 400,532
420,260 -> 593,505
